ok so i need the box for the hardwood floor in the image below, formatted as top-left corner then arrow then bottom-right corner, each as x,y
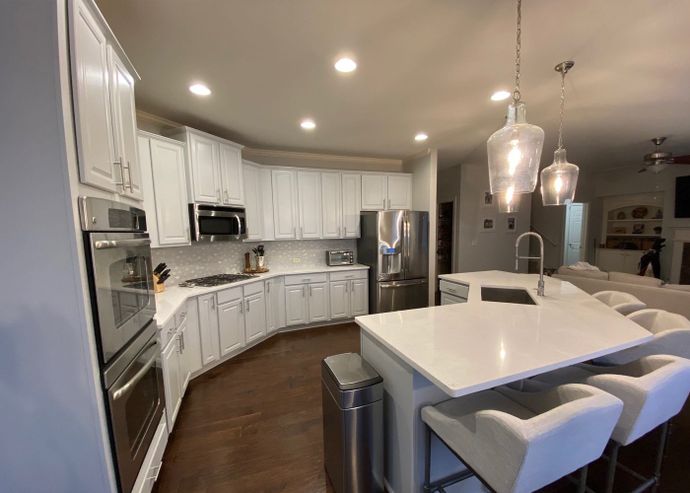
155,322 -> 690,492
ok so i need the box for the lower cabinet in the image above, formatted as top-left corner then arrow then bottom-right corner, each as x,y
198,293 -> 220,365
245,290 -> 267,343
307,282 -> 329,322
161,333 -> 182,431
217,287 -> 245,357
285,284 -> 308,326
131,415 -> 168,493
329,277 -> 369,319
266,277 -> 286,334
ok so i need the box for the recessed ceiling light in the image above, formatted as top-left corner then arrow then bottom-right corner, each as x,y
189,83 -> 211,96
300,119 -> 316,130
414,132 -> 428,142
334,57 -> 357,73
490,90 -> 511,101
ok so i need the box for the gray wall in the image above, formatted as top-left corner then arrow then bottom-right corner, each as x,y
0,2 -> 114,491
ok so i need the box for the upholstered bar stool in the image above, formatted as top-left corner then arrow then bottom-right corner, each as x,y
421,384 -> 623,493
533,355 -> 690,493
596,309 -> 690,365
592,290 -> 647,315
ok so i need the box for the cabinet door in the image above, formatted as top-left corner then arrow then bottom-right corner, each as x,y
189,133 -> 221,203
259,168 -> 276,240
298,171 -> 323,239
197,294 -> 220,366
329,281 -> 350,319
108,47 -> 142,200
308,282 -> 330,323
149,136 -> 189,246
245,292 -> 267,344
387,175 -> 412,210
350,279 -> 369,316
266,277 -> 286,333
341,173 -> 361,238
220,143 -> 244,205
72,0 -> 117,192
243,163 -> 263,241
218,298 -> 245,356
321,172 -> 342,239
177,318 -> 191,394
285,285 -> 308,326
361,174 -> 387,210
272,169 -> 299,239
162,336 -> 182,432
183,299 -> 202,376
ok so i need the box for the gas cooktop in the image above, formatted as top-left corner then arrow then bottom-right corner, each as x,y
179,273 -> 258,288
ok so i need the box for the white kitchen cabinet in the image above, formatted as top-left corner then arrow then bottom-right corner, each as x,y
350,279 -> 369,316
197,293 -> 220,366
259,168 -> 276,240
361,173 -> 412,211
307,282 -> 329,322
131,415 -> 167,493
182,299 -> 202,377
361,174 -> 388,210
161,335 -> 182,431
188,131 -> 221,204
285,284 -> 308,326
243,162 -> 263,241
219,143 -> 244,205
265,277 -> 286,333
176,317 -> 191,395
108,47 -> 142,200
139,132 -> 189,247
244,291 -> 267,344
387,174 -> 412,210
321,172 -> 342,239
341,173 -> 361,238
329,281 -> 349,319
272,169 -> 299,239
217,288 -> 245,356
297,171 -> 322,239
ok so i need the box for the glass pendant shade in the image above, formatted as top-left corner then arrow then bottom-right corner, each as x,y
487,102 -> 545,195
540,148 -> 579,205
497,187 -> 521,213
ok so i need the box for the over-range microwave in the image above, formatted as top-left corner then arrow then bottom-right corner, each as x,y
189,204 -> 247,241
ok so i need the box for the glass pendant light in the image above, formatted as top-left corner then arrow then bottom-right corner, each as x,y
497,187 -> 521,213
540,61 -> 579,206
487,0 -> 544,195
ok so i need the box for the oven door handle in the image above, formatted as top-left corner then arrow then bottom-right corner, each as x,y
95,238 -> 151,250
112,343 -> 158,401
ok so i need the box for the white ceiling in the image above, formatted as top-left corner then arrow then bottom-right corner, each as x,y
96,0 -> 690,170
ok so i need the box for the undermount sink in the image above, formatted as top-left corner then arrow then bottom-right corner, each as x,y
481,286 -> 536,305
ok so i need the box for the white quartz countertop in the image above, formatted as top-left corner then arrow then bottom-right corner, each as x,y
154,264 -> 369,327
356,270 -> 653,398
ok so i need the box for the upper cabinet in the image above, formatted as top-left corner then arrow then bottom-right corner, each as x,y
243,161 -> 263,241
297,171 -> 322,239
271,169 -> 299,240
70,0 -> 141,199
361,174 -> 412,211
341,173 -> 362,238
167,127 -> 244,206
138,132 -> 190,248
321,172 -> 342,239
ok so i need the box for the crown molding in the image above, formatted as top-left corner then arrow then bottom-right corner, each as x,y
242,147 -> 403,171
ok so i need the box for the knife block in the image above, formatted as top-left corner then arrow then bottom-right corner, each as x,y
152,274 -> 166,294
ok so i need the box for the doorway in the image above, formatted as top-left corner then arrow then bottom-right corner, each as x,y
437,201 -> 455,275
563,202 -> 589,266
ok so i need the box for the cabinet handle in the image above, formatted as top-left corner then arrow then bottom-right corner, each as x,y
113,157 -> 125,190
344,226 -> 347,236
123,161 -> 134,192
383,198 -> 386,209
300,226 -> 303,238
216,189 -> 221,203
309,285 -> 313,297
293,227 -> 297,238
345,283 -> 348,293
211,297 -> 215,310
266,282 -> 271,294
177,334 -> 182,354
246,299 -> 250,312
302,286 -> 305,298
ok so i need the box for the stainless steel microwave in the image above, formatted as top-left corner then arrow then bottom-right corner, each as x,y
189,204 -> 247,241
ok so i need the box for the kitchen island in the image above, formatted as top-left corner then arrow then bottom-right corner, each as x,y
356,271 -> 653,493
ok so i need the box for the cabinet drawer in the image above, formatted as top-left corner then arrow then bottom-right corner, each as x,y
284,272 -> 328,285
439,280 -> 469,299
175,307 -> 188,328
131,415 -> 168,493
243,280 -> 264,297
329,270 -> 368,282
160,318 -> 177,349
217,286 -> 243,305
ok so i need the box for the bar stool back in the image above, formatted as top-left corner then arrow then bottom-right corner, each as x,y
592,290 -> 647,315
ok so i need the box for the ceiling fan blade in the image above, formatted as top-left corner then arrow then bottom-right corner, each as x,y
672,155 -> 690,165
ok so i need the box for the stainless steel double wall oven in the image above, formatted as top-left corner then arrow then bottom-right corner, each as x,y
79,197 -> 164,493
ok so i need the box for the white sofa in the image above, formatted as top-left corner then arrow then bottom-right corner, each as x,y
554,267 -> 690,320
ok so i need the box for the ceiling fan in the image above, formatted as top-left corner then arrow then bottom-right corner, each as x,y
638,137 -> 690,174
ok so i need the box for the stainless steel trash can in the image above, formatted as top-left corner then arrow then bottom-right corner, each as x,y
322,353 -> 384,493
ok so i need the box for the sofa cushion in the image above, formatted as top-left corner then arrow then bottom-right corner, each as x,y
557,266 -> 609,280
664,284 -> 690,292
609,271 -> 663,288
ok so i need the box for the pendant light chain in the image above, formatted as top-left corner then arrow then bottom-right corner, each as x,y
557,68 -> 566,150
513,0 -> 522,103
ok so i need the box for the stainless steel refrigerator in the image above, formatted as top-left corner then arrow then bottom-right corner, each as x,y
357,210 -> 429,313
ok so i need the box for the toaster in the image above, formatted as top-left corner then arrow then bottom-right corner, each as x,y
326,250 -> 354,266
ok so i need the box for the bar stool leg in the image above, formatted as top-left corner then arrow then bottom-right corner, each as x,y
605,442 -> 620,493
651,421 -> 670,493
424,425 -> 432,493
576,465 -> 588,493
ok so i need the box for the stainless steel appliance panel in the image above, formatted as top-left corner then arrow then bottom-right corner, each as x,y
106,324 -> 164,493
189,203 -> 247,241
376,278 -> 428,312
376,210 -> 405,281
403,211 -> 429,280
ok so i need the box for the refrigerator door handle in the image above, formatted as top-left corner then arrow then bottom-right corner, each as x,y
379,279 -> 428,288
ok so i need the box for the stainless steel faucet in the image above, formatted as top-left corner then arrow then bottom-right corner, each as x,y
515,232 -> 545,296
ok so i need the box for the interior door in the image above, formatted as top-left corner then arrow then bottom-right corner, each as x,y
564,203 -> 586,265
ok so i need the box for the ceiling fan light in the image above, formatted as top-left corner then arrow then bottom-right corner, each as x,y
487,102 -> 544,194
648,161 -> 670,174
540,148 -> 579,206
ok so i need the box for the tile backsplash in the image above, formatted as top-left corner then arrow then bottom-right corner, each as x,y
152,240 -> 357,284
